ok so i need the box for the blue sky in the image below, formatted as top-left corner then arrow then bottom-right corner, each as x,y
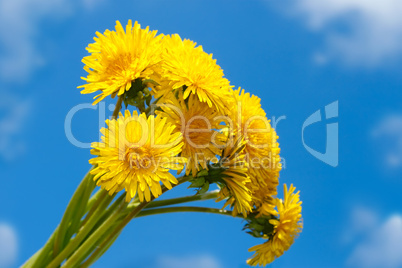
1,0 -> 402,267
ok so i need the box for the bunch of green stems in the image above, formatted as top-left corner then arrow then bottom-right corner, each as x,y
22,98 -> 236,268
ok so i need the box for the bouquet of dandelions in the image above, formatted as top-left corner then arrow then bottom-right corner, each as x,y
22,20 -> 303,268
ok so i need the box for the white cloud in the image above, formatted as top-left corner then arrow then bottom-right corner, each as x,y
154,255 -> 223,268
372,115 -> 402,169
347,214 -> 402,268
343,206 -> 379,243
352,207 -> 379,231
0,223 -> 18,268
82,0 -> 106,10
312,52 -> 328,66
0,0 -> 72,81
0,92 -> 32,161
283,0 -> 402,67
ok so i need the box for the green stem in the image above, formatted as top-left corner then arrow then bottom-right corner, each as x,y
21,229 -> 57,268
112,96 -> 123,119
26,97 -> 124,267
77,202 -> 148,268
85,187 -> 103,213
21,249 -> 41,268
143,190 -> 219,209
137,206 -> 236,218
80,229 -> 121,268
81,189 -> 108,227
52,170 -> 94,258
76,176 -> 191,268
61,198 -> 130,267
23,168 -> 98,268
46,192 -> 116,268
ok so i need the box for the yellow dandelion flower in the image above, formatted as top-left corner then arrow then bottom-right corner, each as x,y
230,87 -> 282,214
249,191 -> 278,218
232,87 -> 279,162
89,110 -> 186,202
79,20 -> 162,104
157,92 -> 225,176
156,34 -> 233,113
247,184 -> 303,266
216,135 -> 252,217
248,166 -> 280,217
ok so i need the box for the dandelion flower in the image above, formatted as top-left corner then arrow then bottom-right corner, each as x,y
79,20 -> 162,104
232,87 -> 280,164
156,34 -> 233,113
216,135 -> 252,217
157,92 -> 225,176
249,166 -> 280,217
89,110 -> 186,202
231,87 -> 281,213
247,184 -> 303,266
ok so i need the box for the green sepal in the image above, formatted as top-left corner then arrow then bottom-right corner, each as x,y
243,212 -> 276,239
196,169 -> 209,177
145,94 -> 152,107
188,177 -> 205,188
197,181 -> 210,194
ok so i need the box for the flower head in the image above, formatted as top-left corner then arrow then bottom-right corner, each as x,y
248,166 -> 280,217
157,92 -> 225,176
247,184 -> 303,266
79,20 -> 162,104
89,110 -> 186,202
216,134 -> 252,217
231,87 -> 280,164
156,34 -> 233,113
230,87 -> 282,214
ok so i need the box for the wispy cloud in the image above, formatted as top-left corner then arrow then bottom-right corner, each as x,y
347,214 -> 402,268
152,255 -> 223,268
0,223 -> 18,268
0,92 -> 32,161
82,0 -> 106,10
279,0 -> 402,67
342,206 -> 379,244
0,0 -> 72,81
0,0 -> 107,81
371,115 -> 402,169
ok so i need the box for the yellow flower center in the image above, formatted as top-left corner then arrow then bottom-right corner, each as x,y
125,146 -> 153,170
105,53 -> 138,82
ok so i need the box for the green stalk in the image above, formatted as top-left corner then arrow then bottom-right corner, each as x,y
20,249 -> 41,268
112,96 -> 123,119
143,190 -> 219,209
23,168 -> 102,268
46,192 -> 116,268
80,228 -> 122,268
84,187 -> 104,213
21,229 -> 57,268
137,206 -> 236,218
81,189 -> 108,227
70,176 -> 191,267
24,169 -> 95,268
77,204 -> 147,268
60,199 -> 130,267
52,170 -> 94,258
64,173 -> 96,248
25,97 -> 127,268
